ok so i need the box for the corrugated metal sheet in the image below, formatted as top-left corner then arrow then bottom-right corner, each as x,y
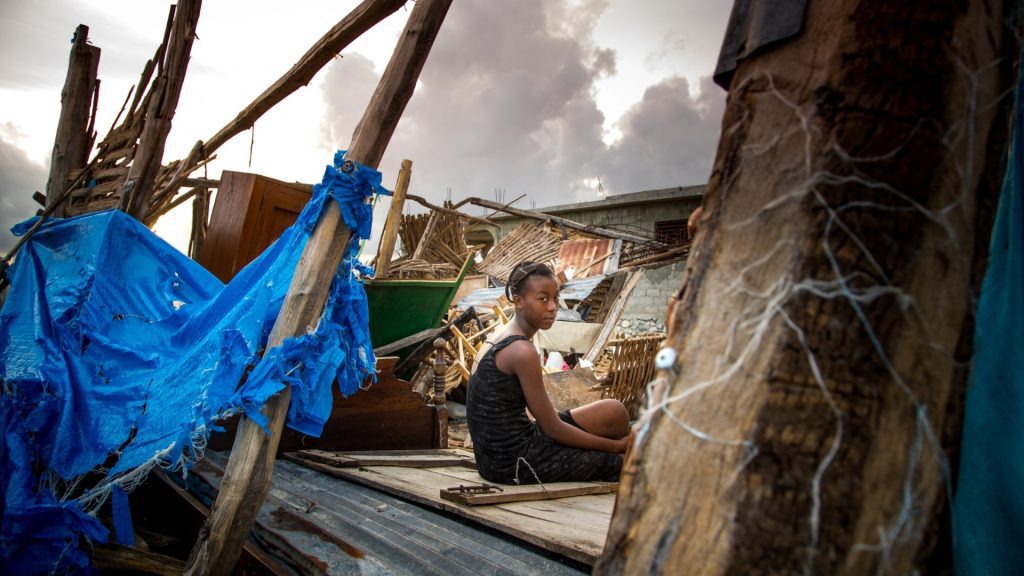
456,275 -> 607,313
553,238 -> 616,279
187,451 -> 587,576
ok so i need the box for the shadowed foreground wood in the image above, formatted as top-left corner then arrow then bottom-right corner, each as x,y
597,2 -> 1018,575
183,0 -> 453,574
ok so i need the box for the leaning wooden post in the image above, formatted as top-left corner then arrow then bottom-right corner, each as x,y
121,0 -> 202,221
183,1 -> 452,574
597,2 -> 1017,575
375,159 -> 412,277
46,24 -> 100,218
432,338 -> 450,448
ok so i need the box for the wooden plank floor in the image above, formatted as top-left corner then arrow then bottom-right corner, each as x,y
191,451 -> 589,575
285,449 -> 616,565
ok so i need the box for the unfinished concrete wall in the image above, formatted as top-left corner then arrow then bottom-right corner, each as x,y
618,260 -> 684,336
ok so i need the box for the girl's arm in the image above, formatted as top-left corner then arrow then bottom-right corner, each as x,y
497,340 -> 628,454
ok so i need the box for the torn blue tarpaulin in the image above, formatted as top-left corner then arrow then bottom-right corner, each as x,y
0,151 -> 385,573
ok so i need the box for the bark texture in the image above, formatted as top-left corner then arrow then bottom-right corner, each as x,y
597,2 -> 1018,575
46,24 -> 100,217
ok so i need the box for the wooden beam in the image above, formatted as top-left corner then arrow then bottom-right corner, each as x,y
406,193 -> 497,227
463,196 -> 656,244
584,270 -> 644,363
202,0 -> 406,157
46,24 -> 100,218
121,0 -> 202,220
440,483 -> 618,506
596,2 -> 1018,574
375,158 -> 412,277
183,1 -> 452,574
151,0 -> 407,208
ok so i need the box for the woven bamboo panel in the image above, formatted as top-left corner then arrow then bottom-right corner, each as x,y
605,334 -> 664,417
390,203 -> 470,279
476,222 -> 563,282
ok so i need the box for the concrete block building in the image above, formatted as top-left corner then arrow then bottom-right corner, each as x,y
468,185 -> 704,335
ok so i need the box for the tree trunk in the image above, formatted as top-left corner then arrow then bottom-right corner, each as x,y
598,2 -> 1018,575
182,1 -> 452,574
121,0 -> 202,221
46,24 -> 100,217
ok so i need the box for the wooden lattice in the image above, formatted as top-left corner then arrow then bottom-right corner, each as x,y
476,222 -> 564,282
604,333 -> 664,417
388,203 -> 471,279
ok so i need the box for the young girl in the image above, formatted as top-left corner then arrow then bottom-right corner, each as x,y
466,261 -> 632,485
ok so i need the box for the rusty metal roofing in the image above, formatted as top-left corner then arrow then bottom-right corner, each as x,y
185,451 -> 588,576
455,275 -> 607,313
552,238 -> 617,279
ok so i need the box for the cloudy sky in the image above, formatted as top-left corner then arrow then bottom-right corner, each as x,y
0,0 -> 732,254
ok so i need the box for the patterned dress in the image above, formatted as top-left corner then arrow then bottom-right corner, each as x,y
466,335 -> 622,484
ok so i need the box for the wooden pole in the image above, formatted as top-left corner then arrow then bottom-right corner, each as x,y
121,0 -> 202,220
46,24 -> 100,218
375,159 -> 412,277
149,0 -> 407,207
596,2 -> 1018,575
183,0 -> 452,573
203,0 -> 406,156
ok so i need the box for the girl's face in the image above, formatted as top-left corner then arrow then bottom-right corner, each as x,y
514,275 -> 559,331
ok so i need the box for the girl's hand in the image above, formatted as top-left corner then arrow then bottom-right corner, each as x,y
615,430 -> 636,454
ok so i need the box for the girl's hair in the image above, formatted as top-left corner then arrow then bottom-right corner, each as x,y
505,261 -> 555,299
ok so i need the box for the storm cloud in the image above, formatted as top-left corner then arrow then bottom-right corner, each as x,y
320,0 -> 726,209
0,128 -> 47,253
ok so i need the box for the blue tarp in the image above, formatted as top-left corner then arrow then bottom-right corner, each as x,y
953,49 -> 1024,575
0,152 -> 385,573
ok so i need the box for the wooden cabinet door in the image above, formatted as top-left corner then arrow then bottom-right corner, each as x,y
197,170 -> 311,282
242,179 -> 311,268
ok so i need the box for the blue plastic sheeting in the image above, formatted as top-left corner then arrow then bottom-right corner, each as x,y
953,52 -> 1024,575
0,152 -> 385,573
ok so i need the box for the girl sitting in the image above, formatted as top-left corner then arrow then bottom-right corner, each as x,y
466,261 -> 632,484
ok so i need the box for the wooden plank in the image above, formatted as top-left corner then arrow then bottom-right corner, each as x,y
291,448 -> 475,469
441,483 -> 617,506
375,158 -> 411,277
584,269 -> 645,363
286,458 -> 613,565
